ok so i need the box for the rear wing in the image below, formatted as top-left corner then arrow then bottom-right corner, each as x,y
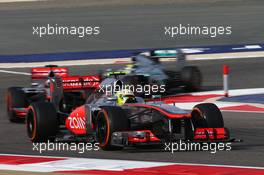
138,49 -> 185,64
140,50 -> 178,58
31,67 -> 68,80
62,75 -> 101,90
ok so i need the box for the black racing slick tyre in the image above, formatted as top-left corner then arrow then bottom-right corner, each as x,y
180,66 -> 202,92
6,87 -> 27,123
191,103 -> 224,128
26,102 -> 58,142
96,106 -> 130,150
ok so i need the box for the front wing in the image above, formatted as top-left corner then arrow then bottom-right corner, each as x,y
110,128 -> 231,147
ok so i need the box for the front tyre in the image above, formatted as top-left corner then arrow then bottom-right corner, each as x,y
185,103 -> 224,140
96,106 -> 130,150
26,102 -> 58,142
191,103 -> 224,128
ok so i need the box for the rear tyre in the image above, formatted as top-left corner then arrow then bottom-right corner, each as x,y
191,103 -> 224,128
96,106 -> 130,150
180,66 -> 202,92
6,87 -> 27,123
26,102 -> 58,142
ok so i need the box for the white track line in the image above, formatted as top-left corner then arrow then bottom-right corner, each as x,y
189,88 -> 264,96
0,70 -> 30,75
168,88 -> 264,112
187,51 -> 264,61
1,51 -> 264,68
0,58 -> 131,68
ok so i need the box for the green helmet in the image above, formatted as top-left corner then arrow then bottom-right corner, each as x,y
116,89 -> 136,105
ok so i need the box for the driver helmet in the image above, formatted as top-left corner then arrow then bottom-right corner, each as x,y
123,64 -> 135,74
116,89 -> 137,105
44,71 -> 55,88
44,79 -> 51,88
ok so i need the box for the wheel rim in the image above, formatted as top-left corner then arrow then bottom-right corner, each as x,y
96,112 -> 109,146
27,110 -> 36,139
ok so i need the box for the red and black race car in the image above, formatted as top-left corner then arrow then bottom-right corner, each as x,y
6,65 -> 100,123
25,78 -> 232,151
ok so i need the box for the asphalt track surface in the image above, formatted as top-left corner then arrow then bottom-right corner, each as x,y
0,58 -> 264,167
0,0 -> 264,55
